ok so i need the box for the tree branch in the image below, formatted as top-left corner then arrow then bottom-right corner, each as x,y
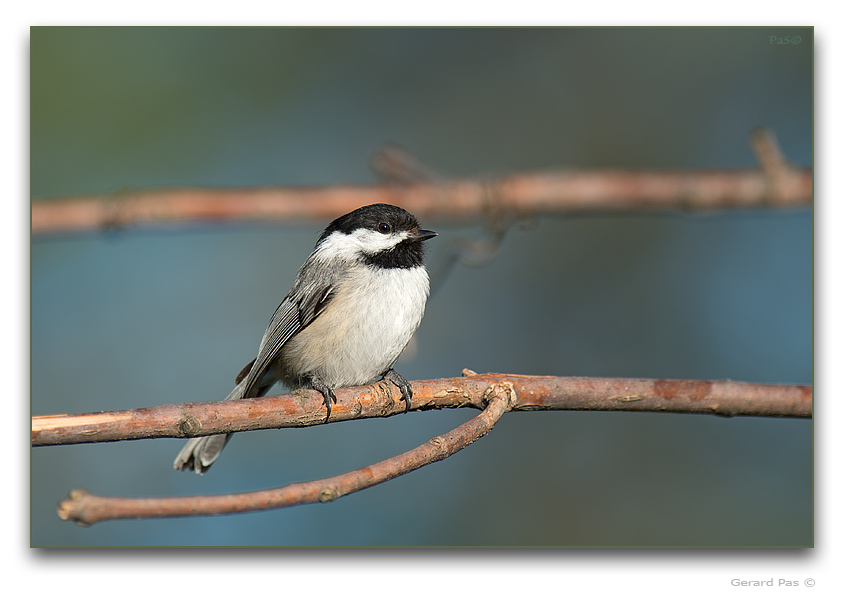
56,381 -> 517,526
30,130 -> 811,235
32,374 -> 812,448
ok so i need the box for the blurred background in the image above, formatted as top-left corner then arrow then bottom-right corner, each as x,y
31,27 -> 812,547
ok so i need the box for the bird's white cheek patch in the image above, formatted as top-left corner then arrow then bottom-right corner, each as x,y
313,232 -> 361,263
350,228 -> 410,254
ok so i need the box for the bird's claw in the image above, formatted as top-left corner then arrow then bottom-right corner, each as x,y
309,377 -> 337,422
383,368 -> 413,413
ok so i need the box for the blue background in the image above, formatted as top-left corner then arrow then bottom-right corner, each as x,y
31,27 -> 812,546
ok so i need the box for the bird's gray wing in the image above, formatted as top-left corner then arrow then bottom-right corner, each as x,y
238,275 -> 335,399
174,263 -> 337,474
173,298 -> 306,475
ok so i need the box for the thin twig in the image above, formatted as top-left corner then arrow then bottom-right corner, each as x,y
56,381 -> 516,525
31,130 -> 811,235
32,374 -> 812,448
750,127 -> 803,205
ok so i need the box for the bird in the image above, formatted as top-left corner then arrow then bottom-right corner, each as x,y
173,203 -> 436,474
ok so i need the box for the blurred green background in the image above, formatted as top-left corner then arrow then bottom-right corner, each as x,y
31,27 -> 812,547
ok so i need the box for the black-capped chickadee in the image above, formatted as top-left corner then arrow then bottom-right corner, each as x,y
174,203 -> 436,474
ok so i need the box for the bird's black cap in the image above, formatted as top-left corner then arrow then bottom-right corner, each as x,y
318,203 -> 436,269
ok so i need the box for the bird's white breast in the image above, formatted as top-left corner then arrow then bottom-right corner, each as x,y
279,264 -> 430,388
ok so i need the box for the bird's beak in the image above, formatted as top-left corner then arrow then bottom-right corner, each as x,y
415,229 -> 437,241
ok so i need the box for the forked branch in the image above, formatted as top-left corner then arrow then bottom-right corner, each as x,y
56,380 -> 516,525
45,374 -> 810,525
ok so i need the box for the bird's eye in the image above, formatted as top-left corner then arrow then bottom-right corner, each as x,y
378,222 -> 391,234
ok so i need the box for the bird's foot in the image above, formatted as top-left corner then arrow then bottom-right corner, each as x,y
383,368 -> 413,413
308,376 -> 337,422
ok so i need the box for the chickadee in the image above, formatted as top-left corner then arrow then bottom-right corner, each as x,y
174,203 -> 436,474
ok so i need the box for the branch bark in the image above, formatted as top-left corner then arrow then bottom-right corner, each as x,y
56,381 -> 516,526
32,374 -> 812,448
30,130 -> 811,235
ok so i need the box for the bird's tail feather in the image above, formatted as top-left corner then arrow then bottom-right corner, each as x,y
172,381 -> 246,474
